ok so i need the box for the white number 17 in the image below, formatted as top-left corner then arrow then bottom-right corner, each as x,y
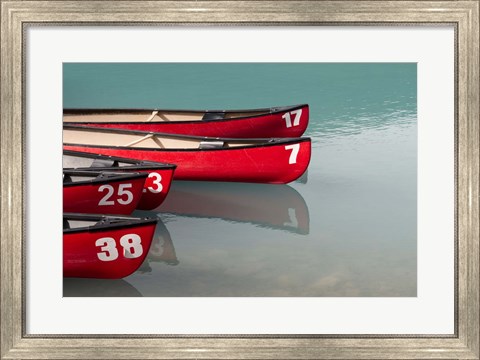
282,109 -> 302,128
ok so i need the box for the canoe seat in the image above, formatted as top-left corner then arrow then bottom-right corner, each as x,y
63,219 -> 70,230
91,159 -> 119,168
63,174 -> 72,183
198,141 -> 225,149
202,112 -> 225,121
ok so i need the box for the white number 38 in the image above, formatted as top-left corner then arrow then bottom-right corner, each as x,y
95,234 -> 143,261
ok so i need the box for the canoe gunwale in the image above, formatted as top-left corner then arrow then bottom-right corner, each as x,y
63,125 -> 311,151
63,124 -> 310,143
62,170 -> 148,187
64,165 -> 175,172
63,104 -> 308,123
63,213 -> 158,234
63,149 -> 177,170
63,137 -> 311,152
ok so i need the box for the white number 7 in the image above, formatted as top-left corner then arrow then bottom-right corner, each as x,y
285,144 -> 300,164
282,109 -> 302,128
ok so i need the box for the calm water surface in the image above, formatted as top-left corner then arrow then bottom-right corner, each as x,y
63,63 -> 417,297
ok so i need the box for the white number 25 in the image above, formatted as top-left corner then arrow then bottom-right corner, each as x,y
98,183 -> 133,206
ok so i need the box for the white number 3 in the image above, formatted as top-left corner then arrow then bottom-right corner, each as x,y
147,172 -> 163,193
95,237 -> 119,262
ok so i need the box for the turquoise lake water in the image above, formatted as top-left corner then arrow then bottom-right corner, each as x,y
63,63 -> 417,297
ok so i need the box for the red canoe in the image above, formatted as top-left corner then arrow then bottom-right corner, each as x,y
63,150 -> 176,210
63,126 -> 311,184
63,104 -> 309,138
63,213 -> 157,278
63,169 -> 147,214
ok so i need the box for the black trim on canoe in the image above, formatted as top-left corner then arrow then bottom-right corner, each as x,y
63,125 -> 311,152
63,149 -> 177,170
62,170 -> 148,187
63,213 -> 158,234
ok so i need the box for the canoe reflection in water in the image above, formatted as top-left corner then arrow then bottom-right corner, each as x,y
130,213 -> 179,266
153,181 -> 310,235
63,278 -> 142,297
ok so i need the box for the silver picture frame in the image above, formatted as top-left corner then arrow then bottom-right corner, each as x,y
1,1 -> 478,358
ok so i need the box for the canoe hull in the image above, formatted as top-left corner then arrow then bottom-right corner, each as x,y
63,217 -> 157,279
136,168 -> 175,210
64,139 -> 311,184
64,104 -> 309,138
63,173 -> 147,214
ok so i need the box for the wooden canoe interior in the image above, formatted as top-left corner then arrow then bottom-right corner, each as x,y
63,170 -> 136,184
63,154 -> 131,169
63,172 -> 103,183
63,218 -> 98,230
63,109 -> 267,123
63,128 -> 268,149
63,155 -> 102,169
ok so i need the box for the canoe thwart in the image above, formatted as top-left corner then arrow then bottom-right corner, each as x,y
124,133 -> 154,147
146,110 -> 159,122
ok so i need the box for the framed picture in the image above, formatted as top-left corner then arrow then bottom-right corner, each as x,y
1,1 -> 479,359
